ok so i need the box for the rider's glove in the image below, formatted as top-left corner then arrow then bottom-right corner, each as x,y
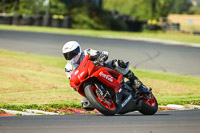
101,51 -> 109,61
97,51 -> 109,62
65,63 -> 73,79
89,51 -> 101,61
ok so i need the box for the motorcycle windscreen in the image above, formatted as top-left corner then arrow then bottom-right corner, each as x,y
70,55 -> 91,87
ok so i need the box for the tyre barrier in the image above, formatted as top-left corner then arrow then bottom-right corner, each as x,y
51,18 -> 62,28
0,14 -> 72,28
42,16 -> 52,27
110,11 -> 144,32
62,16 -> 72,28
0,15 -> 13,25
20,16 -> 34,25
12,15 -> 22,25
32,15 -> 43,26
193,31 -> 200,36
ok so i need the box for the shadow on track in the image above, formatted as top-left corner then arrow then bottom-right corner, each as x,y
92,112 -> 170,117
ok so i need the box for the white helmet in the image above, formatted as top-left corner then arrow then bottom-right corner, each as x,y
62,41 -> 82,60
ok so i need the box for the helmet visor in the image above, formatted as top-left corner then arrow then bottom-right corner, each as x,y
64,47 -> 80,60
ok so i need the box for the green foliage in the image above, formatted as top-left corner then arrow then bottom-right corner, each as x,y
0,0 -> 68,15
70,5 -> 106,29
0,0 -> 19,13
16,113 -> 22,116
170,0 -> 192,14
188,0 -> 200,14
50,0 -> 68,15
188,6 -> 200,14
17,0 -> 44,15
103,0 -> 134,16
104,0 -> 174,21
0,0 -> 126,30
70,4 -> 127,30
103,0 -> 200,21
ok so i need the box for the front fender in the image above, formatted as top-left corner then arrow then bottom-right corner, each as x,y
77,77 -> 97,97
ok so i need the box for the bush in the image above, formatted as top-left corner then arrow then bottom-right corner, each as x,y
71,5 -> 105,29
70,4 -> 128,30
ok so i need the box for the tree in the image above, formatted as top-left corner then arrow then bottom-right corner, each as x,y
0,0 -> 68,15
0,0 -> 19,13
49,0 -> 68,15
103,0 -> 174,21
129,0 -> 174,21
17,0 -> 44,15
170,0 -> 192,14
103,0 -> 135,16
188,0 -> 200,14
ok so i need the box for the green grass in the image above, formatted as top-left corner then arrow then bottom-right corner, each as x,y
0,50 -> 82,106
0,50 -> 200,111
0,24 -> 200,44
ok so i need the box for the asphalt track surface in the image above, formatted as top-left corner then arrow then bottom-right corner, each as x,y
0,30 -> 200,133
0,110 -> 200,133
0,30 -> 200,77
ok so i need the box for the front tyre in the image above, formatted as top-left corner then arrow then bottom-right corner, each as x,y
84,84 -> 117,116
139,94 -> 158,115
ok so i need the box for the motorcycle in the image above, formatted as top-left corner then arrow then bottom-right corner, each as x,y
70,55 -> 158,116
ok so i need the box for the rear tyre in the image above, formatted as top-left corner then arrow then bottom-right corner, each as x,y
84,84 -> 117,116
139,94 -> 158,115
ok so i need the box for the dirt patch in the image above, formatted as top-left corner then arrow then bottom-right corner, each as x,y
158,106 -> 177,111
56,107 -> 99,114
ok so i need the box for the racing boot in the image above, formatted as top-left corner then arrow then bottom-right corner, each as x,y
108,59 -> 148,93
81,97 -> 95,111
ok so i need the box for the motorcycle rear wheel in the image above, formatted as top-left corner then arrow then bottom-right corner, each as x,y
84,84 -> 117,116
139,94 -> 158,115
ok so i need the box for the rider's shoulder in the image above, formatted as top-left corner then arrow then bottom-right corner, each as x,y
84,48 -> 98,55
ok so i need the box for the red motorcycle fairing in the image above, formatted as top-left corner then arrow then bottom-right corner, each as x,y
70,55 -> 123,97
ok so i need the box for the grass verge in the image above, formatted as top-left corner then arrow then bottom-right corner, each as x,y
0,24 -> 200,44
0,50 -> 200,111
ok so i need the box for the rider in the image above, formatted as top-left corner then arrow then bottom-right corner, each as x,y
62,41 -> 147,111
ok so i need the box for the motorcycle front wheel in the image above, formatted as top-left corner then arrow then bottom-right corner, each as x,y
84,84 -> 117,116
